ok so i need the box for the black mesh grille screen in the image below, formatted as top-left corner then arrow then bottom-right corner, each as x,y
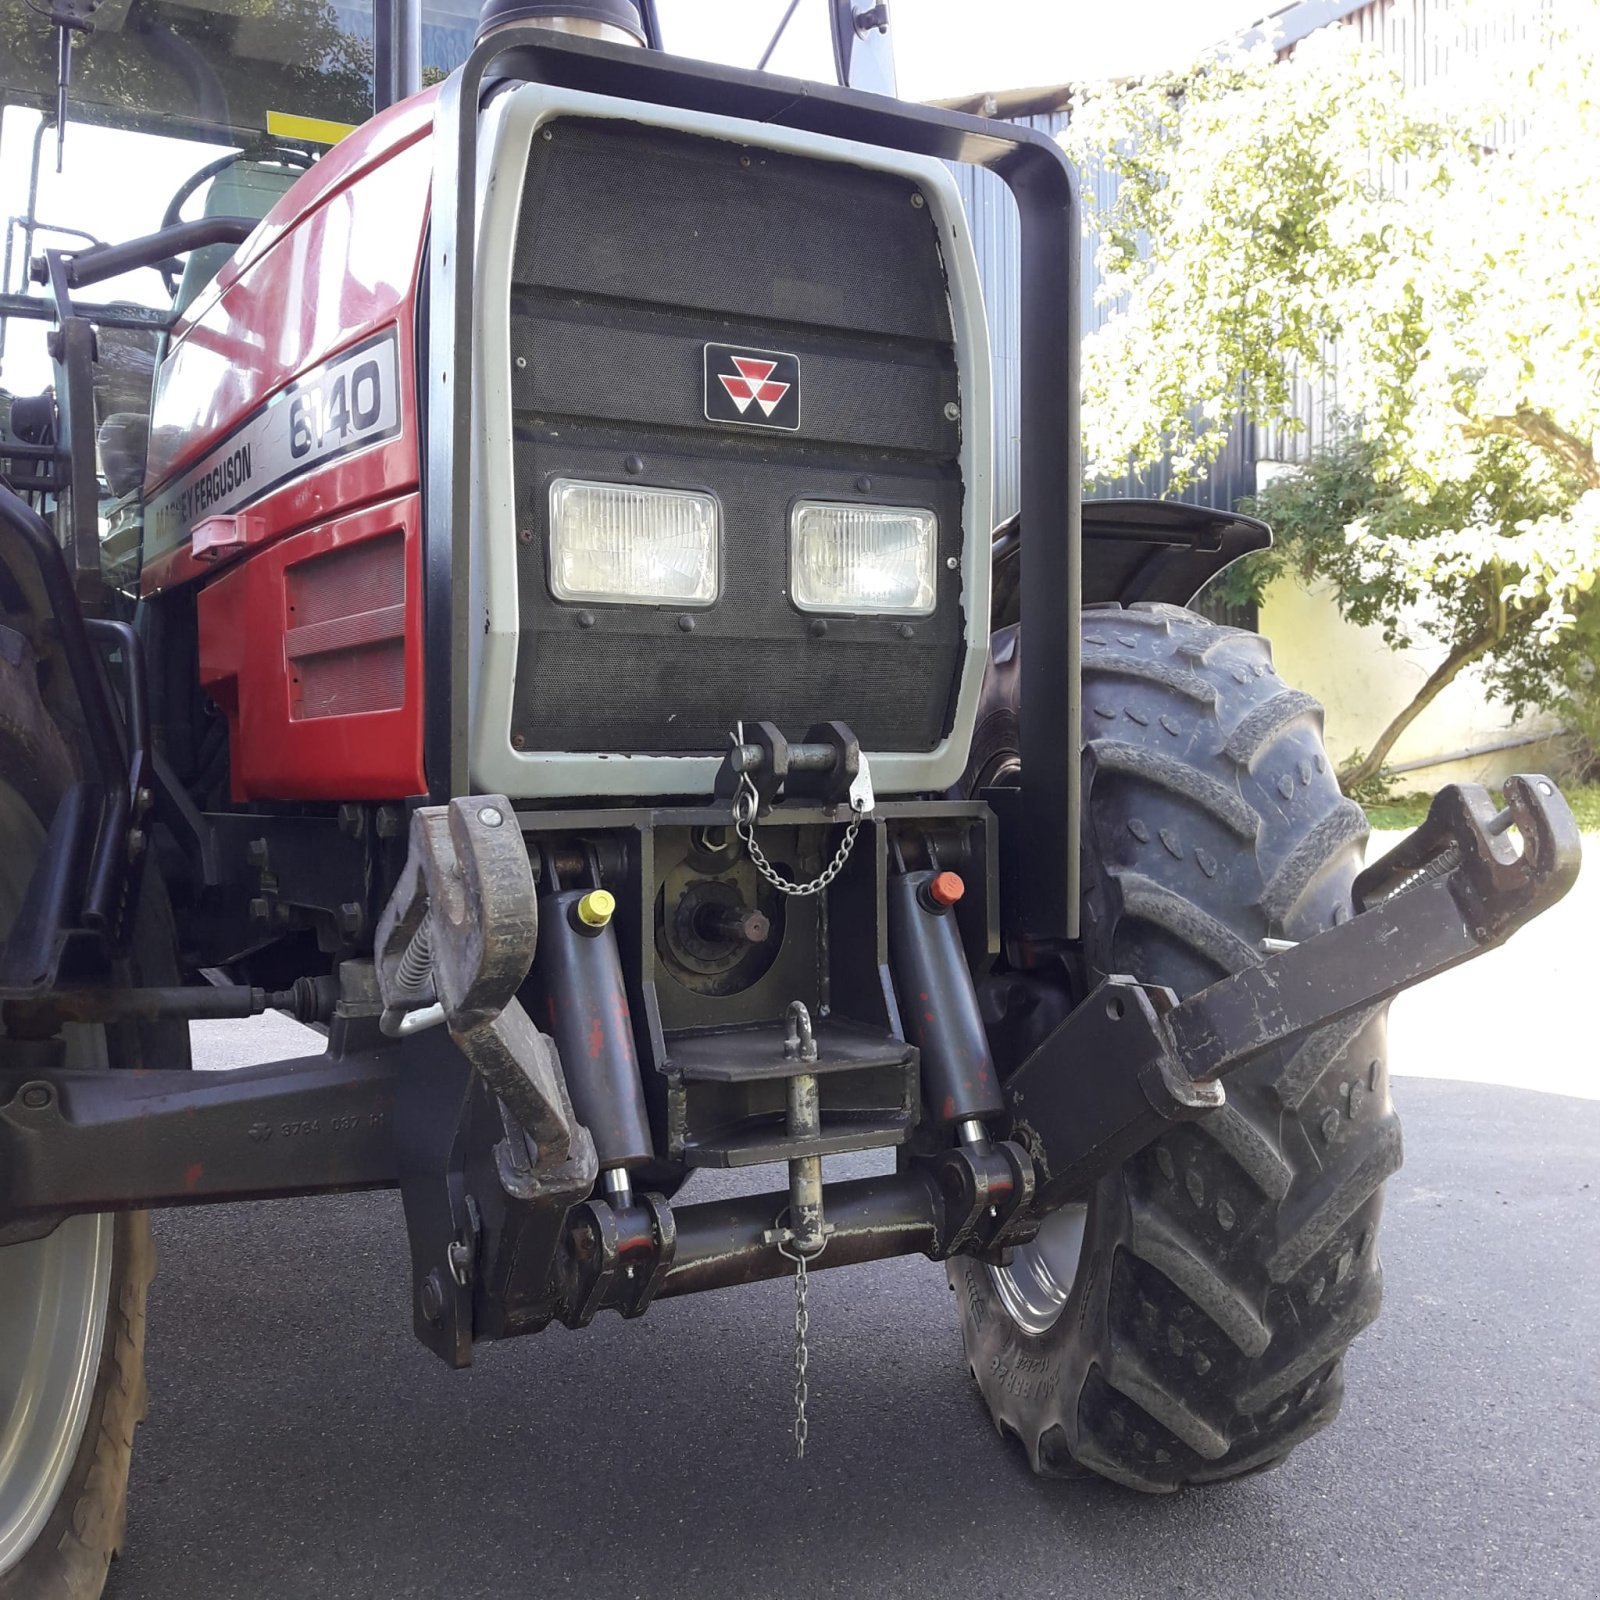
508,118 -> 966,757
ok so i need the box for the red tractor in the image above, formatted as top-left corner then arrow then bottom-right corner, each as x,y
0,2 -> 1580,1593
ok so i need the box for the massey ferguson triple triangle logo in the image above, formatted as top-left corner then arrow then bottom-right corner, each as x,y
720,356 -> 788,416
704,342 -> 801,431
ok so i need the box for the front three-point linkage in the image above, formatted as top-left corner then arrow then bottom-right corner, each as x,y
1004,775 -> 1582,1212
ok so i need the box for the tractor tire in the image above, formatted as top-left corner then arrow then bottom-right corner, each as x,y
951,603 -> 1400,1489
0,632 -> 181,1597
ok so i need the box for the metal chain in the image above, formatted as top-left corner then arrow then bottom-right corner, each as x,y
732,759 -> 865,898
737,804 -> 862,898
792,1251 -> 810,1459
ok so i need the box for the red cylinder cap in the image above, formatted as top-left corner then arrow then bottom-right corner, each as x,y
928,871 -> 965,907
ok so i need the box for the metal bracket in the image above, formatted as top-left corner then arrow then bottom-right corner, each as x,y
374,795 -> 587,1156
1009,777 -> 1581,1211
925,1134 -> 1036,1261
1352,773 -> 1580,939
375,795 -> 598,1365
716,720 -> 865,816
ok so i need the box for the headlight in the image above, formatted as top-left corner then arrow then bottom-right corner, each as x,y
548,479 -> 719,605
789,500 -> 938,616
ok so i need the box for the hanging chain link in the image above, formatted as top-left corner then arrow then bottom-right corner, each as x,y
791,1251 -> 811,1459
729,724 -> 871,899
736,793 -> 862,898
772,1211 -> 826,1460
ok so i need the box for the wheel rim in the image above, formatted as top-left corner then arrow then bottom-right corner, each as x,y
987,1201 -> 1089,1336
0,778 -> 114,1576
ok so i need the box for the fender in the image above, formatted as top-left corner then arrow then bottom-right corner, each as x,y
990,497 -> 1272,629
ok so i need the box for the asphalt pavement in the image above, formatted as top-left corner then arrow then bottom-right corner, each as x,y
104,832 -> 1600,1600
101,1073 -> 1596,1600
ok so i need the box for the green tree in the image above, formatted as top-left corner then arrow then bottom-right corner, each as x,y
0,0 -> 372,138
1221,433 -> 1596,785
1064,1 -> 1600,789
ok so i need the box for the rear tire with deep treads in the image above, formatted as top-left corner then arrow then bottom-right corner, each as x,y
951,603 -> 1400,1489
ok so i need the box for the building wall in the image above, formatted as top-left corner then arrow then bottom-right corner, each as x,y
1260,575 -> 1564,789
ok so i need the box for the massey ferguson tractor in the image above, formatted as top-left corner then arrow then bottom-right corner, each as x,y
0,0 -> 1582,1592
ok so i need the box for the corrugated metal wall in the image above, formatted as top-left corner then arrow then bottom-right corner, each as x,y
958,0 -> 1550,512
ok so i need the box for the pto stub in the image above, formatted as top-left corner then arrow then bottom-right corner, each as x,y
703,343 -> 801,430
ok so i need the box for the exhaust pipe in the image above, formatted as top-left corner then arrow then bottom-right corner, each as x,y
475,0 -> 646,47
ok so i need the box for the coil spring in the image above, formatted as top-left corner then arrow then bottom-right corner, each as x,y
395,916 -> 433,994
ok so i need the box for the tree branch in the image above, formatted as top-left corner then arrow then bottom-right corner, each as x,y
1462,408 -> 1600,490
1338,622 -> 1503,792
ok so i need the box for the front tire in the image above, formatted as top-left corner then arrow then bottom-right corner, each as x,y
0,636 -> 177,1596
951,604 -> 1400,1489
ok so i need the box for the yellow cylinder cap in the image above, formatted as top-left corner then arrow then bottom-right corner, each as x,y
576,889 -> 616,928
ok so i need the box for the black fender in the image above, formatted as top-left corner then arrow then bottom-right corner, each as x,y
989,497 -> 1271,630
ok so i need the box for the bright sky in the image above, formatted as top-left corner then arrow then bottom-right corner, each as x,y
0,0 -> 1271,394
657,0 -> 1273,101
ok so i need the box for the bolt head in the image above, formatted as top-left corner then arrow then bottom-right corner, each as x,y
20,1083 -> 52,1109
946,555 -> 960,570
943,401 -> 961,422
338,901 -> 365,935
420,1270 -> 445,1324
477,805 -> 504,828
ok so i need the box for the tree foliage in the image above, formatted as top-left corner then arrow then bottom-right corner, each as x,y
0,0 -> 372,137
1221,432 -> 1598,782
1063,1 -> 1600,783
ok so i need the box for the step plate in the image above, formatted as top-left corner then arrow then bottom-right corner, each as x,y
664,1019 -> 918,1169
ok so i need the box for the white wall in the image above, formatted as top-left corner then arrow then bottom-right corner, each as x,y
1258,577 -> 1565,791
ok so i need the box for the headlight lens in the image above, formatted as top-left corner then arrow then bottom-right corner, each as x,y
548,479 -> 719,605
789,500 -> 938,616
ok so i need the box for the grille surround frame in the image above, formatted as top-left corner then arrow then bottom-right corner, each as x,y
465,82 -> 992,798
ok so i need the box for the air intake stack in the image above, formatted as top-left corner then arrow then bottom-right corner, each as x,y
474,0 -> 646,47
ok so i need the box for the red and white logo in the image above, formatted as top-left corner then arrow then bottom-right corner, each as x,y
704,343 -> 801,431
718,355 -> 790,418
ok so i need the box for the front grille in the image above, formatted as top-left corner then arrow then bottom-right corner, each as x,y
507,117 -> 966,756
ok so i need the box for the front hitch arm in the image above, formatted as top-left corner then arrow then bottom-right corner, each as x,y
1006,775 -> 1581,1210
